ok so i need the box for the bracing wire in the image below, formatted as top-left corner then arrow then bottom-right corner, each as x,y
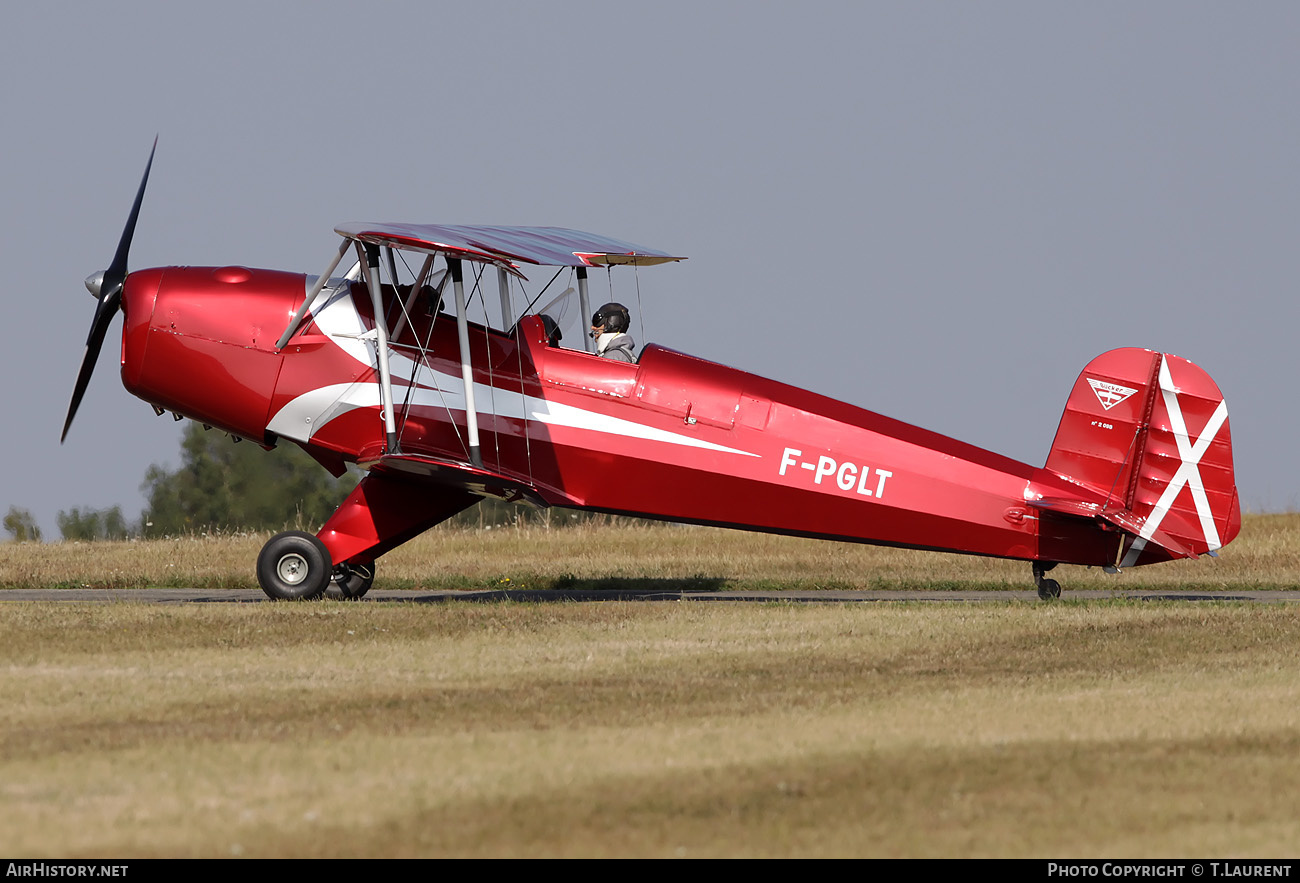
514,267 -> 568,328
382,248 -> 425,441
383,253 -> 469,461
606,264 -> 645,355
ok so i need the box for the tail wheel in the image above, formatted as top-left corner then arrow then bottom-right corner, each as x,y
332,562 -> 375,600
257,531 -> 332,600
1033,561 -> 1062,600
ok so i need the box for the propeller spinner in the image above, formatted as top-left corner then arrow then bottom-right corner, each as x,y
61,138 -> 157,442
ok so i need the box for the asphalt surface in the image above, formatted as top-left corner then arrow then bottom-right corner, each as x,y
3,588 -> 1300,604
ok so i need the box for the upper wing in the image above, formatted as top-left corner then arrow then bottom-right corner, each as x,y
334,222 -> 686,271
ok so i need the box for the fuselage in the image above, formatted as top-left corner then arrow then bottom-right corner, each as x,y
119,265 -> 1122,566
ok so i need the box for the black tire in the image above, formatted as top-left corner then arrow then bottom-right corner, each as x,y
257,531 -> 332,600
1037,578 -> 1062,601
332,563 -> 375,600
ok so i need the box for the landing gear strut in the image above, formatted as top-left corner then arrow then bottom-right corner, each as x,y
331,562 -> 375,600
1033,561 -> 1061,600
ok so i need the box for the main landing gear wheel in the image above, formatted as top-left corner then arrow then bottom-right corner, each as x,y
257,531 -> 332,600
331,562 -> 375,600
1033,561 -> 1062,600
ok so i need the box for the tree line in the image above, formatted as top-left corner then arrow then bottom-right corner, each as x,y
5,422 -> 591,542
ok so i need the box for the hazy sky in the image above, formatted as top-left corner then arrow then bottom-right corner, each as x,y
3,1 -> 1298,538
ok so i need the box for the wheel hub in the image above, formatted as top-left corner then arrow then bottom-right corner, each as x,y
276,553 -> 309,585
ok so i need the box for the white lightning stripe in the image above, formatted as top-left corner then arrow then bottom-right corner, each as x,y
527,397 -> 759,455
1119,355 -> 1227,567
269,379 -> 759,458
266,382 -> 388,440
267,282 -> 758,458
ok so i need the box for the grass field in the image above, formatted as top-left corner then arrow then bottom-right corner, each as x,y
2,514 -> 1299,858
5,511 -> 1300,593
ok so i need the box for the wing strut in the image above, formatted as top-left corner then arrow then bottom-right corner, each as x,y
361,243 -> 399,453
275,237 -> 351,350
497,266 -> 512,330
577,266 -> 593,353
449,259 -> 482,468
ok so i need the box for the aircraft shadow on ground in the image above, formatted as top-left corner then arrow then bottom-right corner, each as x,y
392,575 -> 733,604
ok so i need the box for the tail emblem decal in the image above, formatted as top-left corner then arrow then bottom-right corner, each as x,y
1088,378 -> 1138,411
1120,355 -> 1228,567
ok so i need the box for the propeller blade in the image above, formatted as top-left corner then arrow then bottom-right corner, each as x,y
61,138 -> 157,442
61,289 -> 121,442
105,136 -> 156,294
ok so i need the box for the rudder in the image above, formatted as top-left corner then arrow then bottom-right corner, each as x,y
1042,348 -> 1239,565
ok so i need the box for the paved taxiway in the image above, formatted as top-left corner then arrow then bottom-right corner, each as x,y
4,588 -> 1300,603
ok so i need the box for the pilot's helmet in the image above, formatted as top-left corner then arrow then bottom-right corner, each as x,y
592,302 -> 630,335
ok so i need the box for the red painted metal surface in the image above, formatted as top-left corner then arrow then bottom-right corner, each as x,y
112,252 -> 1238,582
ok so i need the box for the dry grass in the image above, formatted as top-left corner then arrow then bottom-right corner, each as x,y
3,511 -> 1298,592
3,602 -> 1300,858
3,515 -> 1300,857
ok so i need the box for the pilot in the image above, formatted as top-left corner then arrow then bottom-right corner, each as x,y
591,302 -> 636,362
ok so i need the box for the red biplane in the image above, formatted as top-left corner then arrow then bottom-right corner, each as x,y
63,144 -> 1240,600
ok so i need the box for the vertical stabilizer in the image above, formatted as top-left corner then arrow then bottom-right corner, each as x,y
1041,348 -> 1239,565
